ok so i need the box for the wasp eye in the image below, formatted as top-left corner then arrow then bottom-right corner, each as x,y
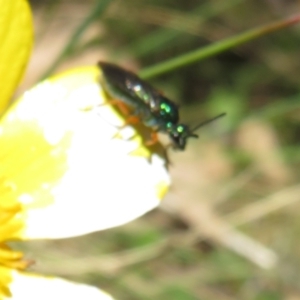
177,125 -> 185,133
160,102 -> 171,113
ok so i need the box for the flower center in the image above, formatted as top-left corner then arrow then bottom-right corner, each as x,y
0,201 -> 30,298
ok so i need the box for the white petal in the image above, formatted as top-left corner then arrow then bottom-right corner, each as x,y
0,67 -> 170,239
7,271 -> 115,300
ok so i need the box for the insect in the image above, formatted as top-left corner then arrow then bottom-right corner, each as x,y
98,61 -> 225,150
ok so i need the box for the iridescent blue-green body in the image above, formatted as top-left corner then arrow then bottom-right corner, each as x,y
98,61 -> 198,150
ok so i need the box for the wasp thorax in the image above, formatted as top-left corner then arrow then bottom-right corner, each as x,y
158,97 -> 179,121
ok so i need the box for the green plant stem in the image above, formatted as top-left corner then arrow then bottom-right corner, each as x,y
41,0 -> 112,80
116,0 -> 245,58
139,14 -> 300,79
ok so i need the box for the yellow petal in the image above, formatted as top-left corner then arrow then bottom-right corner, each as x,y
0,265 -> 13,298
5,270 -> 115,300
0,66 -> 170,239
0,0 -> 33,115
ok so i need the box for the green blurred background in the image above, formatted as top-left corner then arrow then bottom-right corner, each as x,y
17,0 -> 300,299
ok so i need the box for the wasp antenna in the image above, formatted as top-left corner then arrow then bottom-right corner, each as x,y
191,112 -> 226,133
190,133 -> 199,138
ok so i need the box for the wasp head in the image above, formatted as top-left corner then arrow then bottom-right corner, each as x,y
166,123 -> 198,150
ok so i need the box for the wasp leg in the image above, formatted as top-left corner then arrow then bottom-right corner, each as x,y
107,100 -> 146,129
111,114 -> 142,141
123,115 -> 141,126
145,131 -> 159,146
108,99 -> 132,116
104,99 -> 142,129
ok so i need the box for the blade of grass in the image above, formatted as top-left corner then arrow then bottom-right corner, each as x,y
139,14 -> 300,79
115,0 -> 245,58
41,0 -> 113,80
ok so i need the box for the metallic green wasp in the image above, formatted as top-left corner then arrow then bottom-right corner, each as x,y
99,61 -> 225,150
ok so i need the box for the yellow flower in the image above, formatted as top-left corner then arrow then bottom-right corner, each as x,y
0,1 -> 170,298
